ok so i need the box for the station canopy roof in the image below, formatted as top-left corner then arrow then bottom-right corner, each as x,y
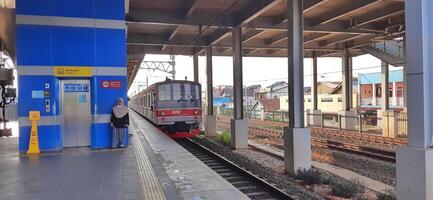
126,0 -> 405,84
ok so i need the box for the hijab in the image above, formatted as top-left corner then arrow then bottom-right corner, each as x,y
113,97 -> 128,118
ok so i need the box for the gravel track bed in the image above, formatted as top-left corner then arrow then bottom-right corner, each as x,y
312,146 -> 396,186
216,119 -> 396,186
311,132 -> 397,152
192,136 -> 324,200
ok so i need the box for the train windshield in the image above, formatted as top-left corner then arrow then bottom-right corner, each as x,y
157,83 -> 200,108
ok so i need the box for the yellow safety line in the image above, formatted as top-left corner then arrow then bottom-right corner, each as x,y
131,130 -> 166,200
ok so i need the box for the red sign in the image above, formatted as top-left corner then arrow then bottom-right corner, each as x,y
101,80 -> 122,89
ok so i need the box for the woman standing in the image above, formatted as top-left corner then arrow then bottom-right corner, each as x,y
111,97 -> 129,148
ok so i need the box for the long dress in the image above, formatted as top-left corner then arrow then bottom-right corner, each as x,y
111,106 -> 129,147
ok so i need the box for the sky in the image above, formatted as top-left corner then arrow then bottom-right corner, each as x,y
128,54 -> 403,96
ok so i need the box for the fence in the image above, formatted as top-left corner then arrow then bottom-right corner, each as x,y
214,106 -> 408,138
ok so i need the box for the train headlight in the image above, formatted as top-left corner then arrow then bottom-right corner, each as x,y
194,110 -> 199,115
161,112 -> 166,116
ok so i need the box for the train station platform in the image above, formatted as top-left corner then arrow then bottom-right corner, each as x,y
129,110 -> 249,200
0,111 -> 248,200
0,137 -> 142,200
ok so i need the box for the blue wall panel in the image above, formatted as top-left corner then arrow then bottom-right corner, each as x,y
94,0 -> 125,20
16,0 -> 51,16
95,29 -> 126,67
52,27 -> 95,66
16,25 -> 52,66
91,123 -> 128,149
93,76 -> 128,115
16,0 -> 127,151
18,76 -> 59,117
17,0 -> 125,21
52,0 -> 94,19
19,125 -> 62,153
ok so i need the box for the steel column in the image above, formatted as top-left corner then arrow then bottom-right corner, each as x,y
206,46 -> 213,115
381,61 -> 389,111
232,26 -> 243,120
342,50 -> 352,111
287,0 -> 305,128
193,54 -> 199,82
396,1 -> 433,199
403,36 -> 407,108
312,55 -> 318,110
284,0 -> 311,175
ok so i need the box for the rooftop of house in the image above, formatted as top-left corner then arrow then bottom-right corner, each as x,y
251,98 -> 280,112
358,69 -> 403,84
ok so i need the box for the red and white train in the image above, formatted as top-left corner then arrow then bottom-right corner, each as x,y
129,79 -> 202,139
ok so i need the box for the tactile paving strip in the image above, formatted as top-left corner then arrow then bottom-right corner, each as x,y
131,124 -> 166,200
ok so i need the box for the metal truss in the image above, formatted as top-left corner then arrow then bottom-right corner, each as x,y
140,55 -> 176,80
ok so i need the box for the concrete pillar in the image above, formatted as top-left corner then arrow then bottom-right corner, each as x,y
396,1 -> 433,199
381,61 -> 390,111
193,54 -> 199,82
284,0 -> 311,175
372,83 -> 377,106
403,36 -> 408,109
379,61 -> 391,136
392,82 -> 397,106
230,26 -> 248,149
340,50 -> 356,130
205,46 -> 216,137
342,50 -> 352,111
311,55 -> 318,110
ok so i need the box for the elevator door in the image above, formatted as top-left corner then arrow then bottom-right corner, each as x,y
61,80 -> 91,147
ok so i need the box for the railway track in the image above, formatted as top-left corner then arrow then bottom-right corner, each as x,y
217,115 -> 408,146
217,120 -> 397,162
177,138 -> 294,200
311,138 -> 396,163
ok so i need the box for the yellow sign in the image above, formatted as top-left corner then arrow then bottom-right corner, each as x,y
54,66 -> 93,77
27,111 -> 41,154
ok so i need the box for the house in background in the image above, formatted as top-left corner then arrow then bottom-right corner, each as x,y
280,81 -> 358,113
250,98 -> 280,120
255,81 -> 288,100
245,85 -> 261,107
358,69 -> 404,109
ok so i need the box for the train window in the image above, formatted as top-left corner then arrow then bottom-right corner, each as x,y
193,84 -> 200,100
173,83 -> 182,100
147,94 -> 150,107
158,84 -> 171,101
173,83 -> 194,100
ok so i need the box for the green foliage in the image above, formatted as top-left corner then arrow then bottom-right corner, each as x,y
217,131 -> 231,146
330,179 -> 361,198
295,168 -> 323,185
377,189 -> 397,200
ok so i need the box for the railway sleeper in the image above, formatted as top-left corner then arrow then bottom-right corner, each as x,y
224,176 -> 246,182
230,180 -> 252,187
244,191 -> 273,199
237,185 -> 260,193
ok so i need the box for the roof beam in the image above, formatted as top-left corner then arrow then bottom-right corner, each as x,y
265,32 -> 332,46
161,0 -> 202,51
272,0 -> 329,24
127,12 -> 380,35
312,0 -> 378,26
353,3 -> 404,27
304,0 -> 328,13
126,34 -> 345,52
319,34 -> 364,47
196,0 -> 281,55
242,29 -> 267,43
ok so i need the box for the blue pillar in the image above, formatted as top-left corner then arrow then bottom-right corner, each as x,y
16,0 -> 126,152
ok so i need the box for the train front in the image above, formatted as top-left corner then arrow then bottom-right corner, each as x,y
155,81 -> 202,139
